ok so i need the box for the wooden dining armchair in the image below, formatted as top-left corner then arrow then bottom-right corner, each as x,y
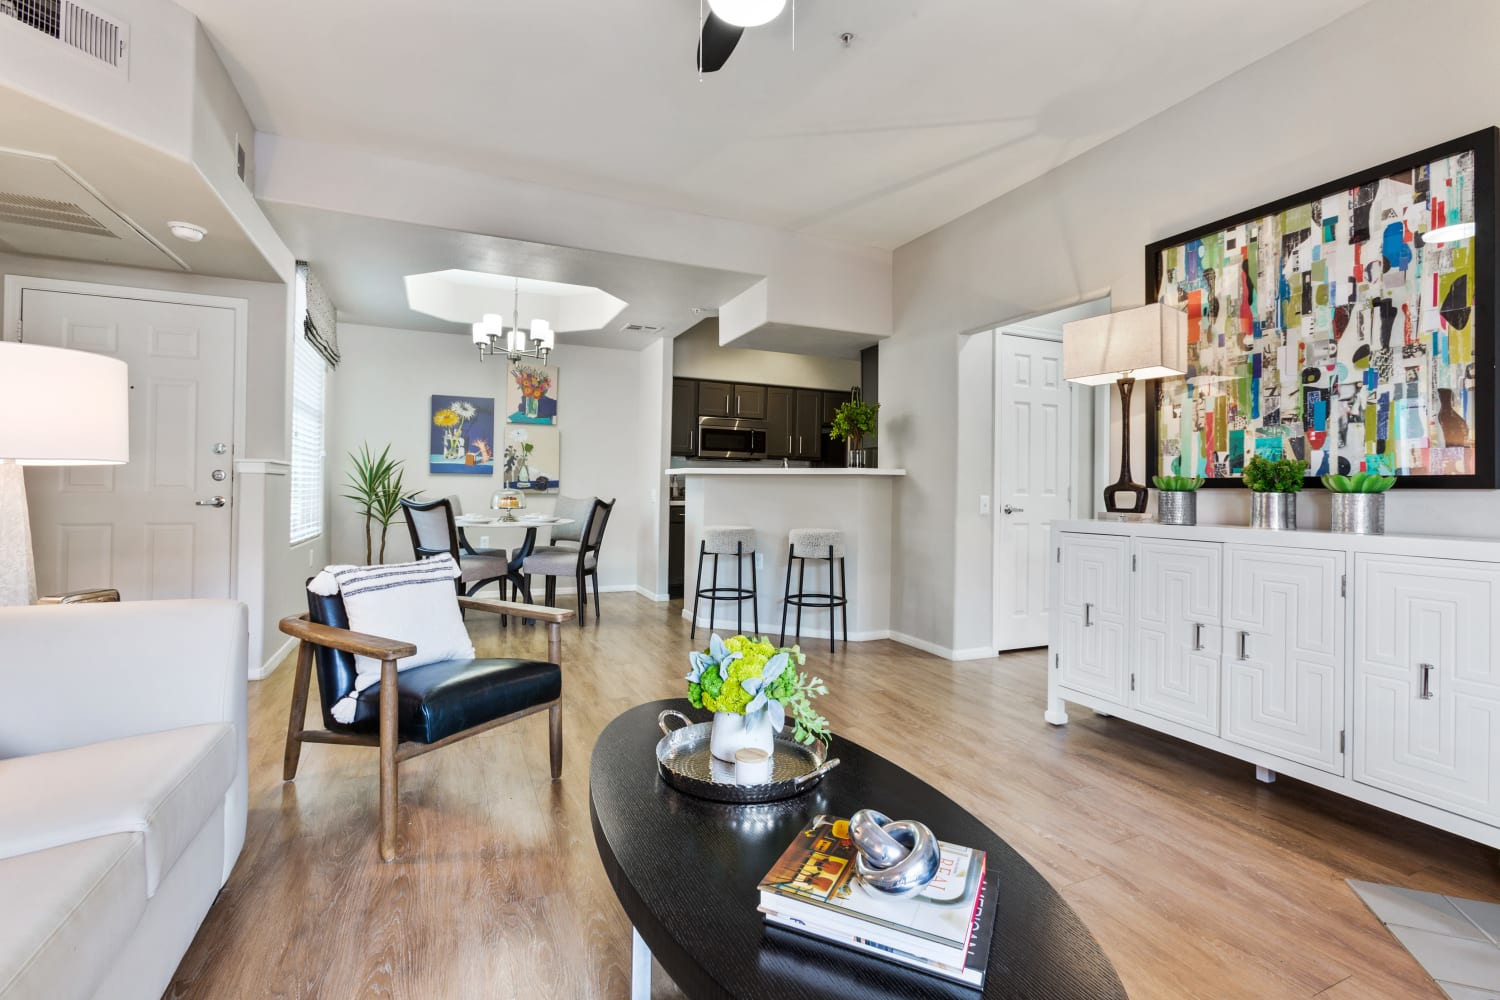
280,589 -> 574,861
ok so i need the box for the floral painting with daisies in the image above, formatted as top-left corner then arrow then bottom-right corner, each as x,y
429,395 -> 496,475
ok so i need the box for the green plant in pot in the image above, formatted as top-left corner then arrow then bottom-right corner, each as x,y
344,443 -> 421,563
1322,471 -> 1395,535
1151,474 -> 1204,526
829,399 -> 879,467
1242,455 -> 1306,531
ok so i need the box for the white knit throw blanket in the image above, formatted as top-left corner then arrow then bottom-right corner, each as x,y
308,555 -> 474,724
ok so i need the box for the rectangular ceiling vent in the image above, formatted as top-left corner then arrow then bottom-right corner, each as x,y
622,323 -> 663,333
1,0 -> 130,74
0,191 -> 117,237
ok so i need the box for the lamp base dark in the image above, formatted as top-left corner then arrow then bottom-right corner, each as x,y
1103,480 -> 1149,515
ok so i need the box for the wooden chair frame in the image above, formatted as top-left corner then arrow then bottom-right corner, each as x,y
279,597 -> 575,861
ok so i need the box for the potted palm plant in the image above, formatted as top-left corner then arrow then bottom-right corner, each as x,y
1151,475 -> 1204,526
344,443 -> 421,563
829,399 -> 879,468
1242,455 -> 1305,530
1322,472 -> 1395,534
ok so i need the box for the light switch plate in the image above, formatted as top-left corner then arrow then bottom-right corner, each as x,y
979,495 -> 991,515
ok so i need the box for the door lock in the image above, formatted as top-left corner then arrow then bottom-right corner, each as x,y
212,443 -> 228,455
1003,505 -> 1024,515
211,469 -> 227,482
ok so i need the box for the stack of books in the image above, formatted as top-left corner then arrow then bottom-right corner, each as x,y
757,814 -> 996,988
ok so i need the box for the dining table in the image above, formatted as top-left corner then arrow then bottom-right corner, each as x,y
453,514 -> 574,606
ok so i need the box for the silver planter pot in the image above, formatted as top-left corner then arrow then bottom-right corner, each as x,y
1157,490 -> 1197,526
1331,492 -> 1385,534
1249,491 -> 1298,530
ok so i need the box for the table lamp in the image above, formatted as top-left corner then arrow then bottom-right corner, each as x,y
0,342 -> 130,606
1063,304 -> 1187,514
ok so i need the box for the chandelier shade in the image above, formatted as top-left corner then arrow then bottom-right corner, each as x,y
708,0 -> 786,28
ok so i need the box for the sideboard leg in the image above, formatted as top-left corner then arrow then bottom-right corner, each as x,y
631,926 -> 651,1000
1256,766 -> 1277,784
1044,695 -> 1069,727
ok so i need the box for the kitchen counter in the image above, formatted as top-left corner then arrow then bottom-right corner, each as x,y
674,468 -> 898,644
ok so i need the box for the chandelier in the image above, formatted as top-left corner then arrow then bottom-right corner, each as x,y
472,278 -> 554,364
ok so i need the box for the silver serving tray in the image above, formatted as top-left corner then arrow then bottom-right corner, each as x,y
656,709 -> 840,804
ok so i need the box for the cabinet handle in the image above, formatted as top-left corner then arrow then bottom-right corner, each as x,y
1418,663 -> 1435,700
787,435 -> 792,453
1237,631 -> 1249,661
1083,602 -> 1093,627
1192,622 -> 1205,651
798,435 -> 803,454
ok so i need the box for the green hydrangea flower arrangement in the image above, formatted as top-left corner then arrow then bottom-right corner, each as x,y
686,634 -> 830,746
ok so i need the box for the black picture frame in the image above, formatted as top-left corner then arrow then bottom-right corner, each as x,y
1144,127 -> 1500,490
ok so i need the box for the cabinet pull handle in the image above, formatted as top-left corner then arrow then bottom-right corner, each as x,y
798,435 -> 803,454
1418,663 -> 1435,700
1192,622 -> 1205,651
1237,631 -> 1249,661
1083,602 -> 1093,627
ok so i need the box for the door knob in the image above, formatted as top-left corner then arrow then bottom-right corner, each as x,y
1003,505 -> 1024,514
196,496 -> 227,508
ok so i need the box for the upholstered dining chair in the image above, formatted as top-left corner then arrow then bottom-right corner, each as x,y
401,496 -> 512,597
279,589 -> 573,860
521,497 -> 615,628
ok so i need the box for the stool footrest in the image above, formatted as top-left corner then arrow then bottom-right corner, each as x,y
694,587 -> 756,601
784,592 -> 847,609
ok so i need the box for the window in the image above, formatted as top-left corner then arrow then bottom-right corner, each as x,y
290,272 -> 326,545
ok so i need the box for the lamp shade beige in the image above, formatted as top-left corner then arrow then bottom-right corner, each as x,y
1062,303 -> 1189,386
0,342 -> 129,464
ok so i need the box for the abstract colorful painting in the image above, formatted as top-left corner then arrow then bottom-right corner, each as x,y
506,363 -> 558,425
503,425 -> 560,492
1147,130 -> 1497,487
429,395 -> 496,475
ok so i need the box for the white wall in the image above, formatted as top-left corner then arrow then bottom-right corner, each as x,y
327,324 -> 645,592
886,0 -> 1500,650
673,318 -> 862,391
636,337 -> 671,600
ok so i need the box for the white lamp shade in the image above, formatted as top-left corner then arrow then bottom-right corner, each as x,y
708,0 -> 786,27
506,326 -> 527,353
1062,303 -> 1188,385
472,322 -> 489,345
529,318 -> 554,350
0,342 -> 128,464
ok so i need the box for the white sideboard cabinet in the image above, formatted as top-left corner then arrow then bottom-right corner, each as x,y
1048,519 -> 1500,849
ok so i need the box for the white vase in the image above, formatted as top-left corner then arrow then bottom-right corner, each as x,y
709,710 -> 775,763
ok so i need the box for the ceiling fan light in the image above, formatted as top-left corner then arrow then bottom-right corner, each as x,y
708,0 -> 786,28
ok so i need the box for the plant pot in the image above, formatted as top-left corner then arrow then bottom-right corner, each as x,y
1249,492 -> 1297,530
1157,490 -> 1197,526
846,436 -> 866,468
709,710 -> 775,763
1330,492 -> 1385,534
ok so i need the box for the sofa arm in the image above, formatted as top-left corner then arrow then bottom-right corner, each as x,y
0,599 -> 248,759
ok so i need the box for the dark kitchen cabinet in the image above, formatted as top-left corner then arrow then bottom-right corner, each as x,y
668,504 -> 686,598
821,390 -> 851,426
766,387 -> 794,458
698,381 -> 733,418
671,379 -> 698,456
794,390 -> 822,460
733,384 -> 766,420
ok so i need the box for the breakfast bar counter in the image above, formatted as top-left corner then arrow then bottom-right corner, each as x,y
666,468 -> 905,643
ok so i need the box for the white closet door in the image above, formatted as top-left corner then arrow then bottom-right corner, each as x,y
1354,555 -> 1500,825
1134,538 -> 1222,734
1057,532 -> 1130,706
1222,544 -> 1344,774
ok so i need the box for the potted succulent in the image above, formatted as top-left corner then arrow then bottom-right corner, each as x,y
1322,472 -> 1395,535
1152,474 -> 1204,526
829,398 -> 879,468
1242,455 -> 1306,530
687,634 -> 829,763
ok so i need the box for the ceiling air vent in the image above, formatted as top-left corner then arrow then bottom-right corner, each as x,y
1,0 -> 130,74
622,323 -> 663,333
0,191 -> 117,237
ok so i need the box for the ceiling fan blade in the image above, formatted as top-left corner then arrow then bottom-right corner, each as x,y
697,11 -> 744,73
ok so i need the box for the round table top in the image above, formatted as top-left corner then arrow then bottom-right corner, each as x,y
453,515 -> 574,528
589,700 -> 1127,1000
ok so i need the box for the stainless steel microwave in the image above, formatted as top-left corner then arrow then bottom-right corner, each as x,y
696,416 -> 768,461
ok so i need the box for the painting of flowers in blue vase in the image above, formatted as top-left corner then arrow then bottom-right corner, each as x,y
429,395 -> 496,475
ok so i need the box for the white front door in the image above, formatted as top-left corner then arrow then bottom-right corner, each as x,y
993,334 -> 1073,650
18,288 -> 237,600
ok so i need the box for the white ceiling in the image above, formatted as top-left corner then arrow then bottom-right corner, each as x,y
263,202 -> 759,348
179,0 -> 1368,251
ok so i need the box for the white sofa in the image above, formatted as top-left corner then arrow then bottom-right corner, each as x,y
0,600 -> 248,1000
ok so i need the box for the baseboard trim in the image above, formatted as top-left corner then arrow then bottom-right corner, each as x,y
635,586 -> 670,602
680,608 -> 890,643
887,632 -> 995,662
252,635 -> 296,681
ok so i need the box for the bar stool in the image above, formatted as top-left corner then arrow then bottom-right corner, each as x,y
692,526 -> 758,640
781,528 -> 848,653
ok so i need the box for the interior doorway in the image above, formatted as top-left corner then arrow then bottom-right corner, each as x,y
991,297 -> 1110,652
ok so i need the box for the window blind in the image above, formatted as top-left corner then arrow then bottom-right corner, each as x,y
290,269 -> 326,545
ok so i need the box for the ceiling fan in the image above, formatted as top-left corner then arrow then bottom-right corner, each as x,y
697,0 -> 788,73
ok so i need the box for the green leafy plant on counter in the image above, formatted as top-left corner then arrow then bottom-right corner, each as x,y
1321,472 -> 1396,493
344,443 -> 421,564
1152,475 -> 1205,492
1242,455 -> 1307,493
829,399 -> 880,446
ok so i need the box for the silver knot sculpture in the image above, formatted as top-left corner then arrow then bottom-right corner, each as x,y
849,808 -> 941,895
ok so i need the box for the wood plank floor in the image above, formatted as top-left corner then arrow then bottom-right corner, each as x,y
166,594 -> 1500,999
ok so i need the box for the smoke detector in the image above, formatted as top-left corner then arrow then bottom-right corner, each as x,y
167,221 -> 205,242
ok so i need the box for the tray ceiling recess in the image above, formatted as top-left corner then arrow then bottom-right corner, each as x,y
0,150 -> 185,270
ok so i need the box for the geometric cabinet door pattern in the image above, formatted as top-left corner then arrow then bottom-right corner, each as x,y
1221,544 -> 1346,775
1133,537 -> 1222,735
19,288 -> 236,601
1056,532 -> 1131,705
1353,555 -> 1500,826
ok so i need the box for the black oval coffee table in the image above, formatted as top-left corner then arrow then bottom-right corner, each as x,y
590,700 -> 1128,999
